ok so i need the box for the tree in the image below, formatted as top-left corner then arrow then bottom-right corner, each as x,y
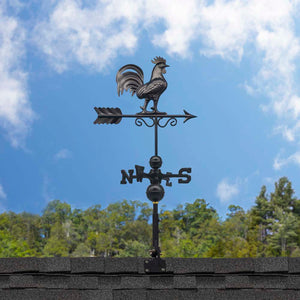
179,199 -> 219,236
116,240 -> 149,257
0,177 -> 299,258
136,202 -> 152,222
225,205 -> 248,239
43,222 -> 69,257
71,243 -> 92,257
0,230 -> 38,257
268,207 -> 298,256
41,200 -> 72,239
249,186 -> 272,243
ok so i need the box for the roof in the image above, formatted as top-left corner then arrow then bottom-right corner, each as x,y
0,257 -> 299,299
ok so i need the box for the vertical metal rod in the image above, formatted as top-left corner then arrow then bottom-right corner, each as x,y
154,117 -> 158,156
153,202 -> 160,257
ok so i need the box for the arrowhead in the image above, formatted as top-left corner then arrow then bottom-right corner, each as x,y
183,110 -> 197,123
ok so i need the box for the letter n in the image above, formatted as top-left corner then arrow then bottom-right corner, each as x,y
121,169 -> 134,184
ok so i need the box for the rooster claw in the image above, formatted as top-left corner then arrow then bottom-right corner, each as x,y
138,107 -> 152,115
150,107 -> 167,115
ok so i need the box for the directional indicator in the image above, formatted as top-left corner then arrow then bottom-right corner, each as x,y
94,57 -> 197,273
94,107 -> 196,127
121,164 -> 191,187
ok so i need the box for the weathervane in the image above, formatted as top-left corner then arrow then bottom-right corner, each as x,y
94,56 -> 196,273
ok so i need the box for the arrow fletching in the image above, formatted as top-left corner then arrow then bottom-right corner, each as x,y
94,107 -> 122,124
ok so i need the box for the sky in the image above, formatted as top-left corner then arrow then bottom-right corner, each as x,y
1,0 -> 300,222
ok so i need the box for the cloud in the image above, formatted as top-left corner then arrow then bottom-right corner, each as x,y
198,0 -> 300,141
146,0 -> 203,57
33,0 -> 142,72
54,148 -> 72,160
274,121 -> 300,142
0,5 -> 35,147
0,184 -> 7,199
263,176 -> 275,184
216,178 -> 239,203
42,175 -> 55,203
34,0 -> 204,70
273,151 -> 300,170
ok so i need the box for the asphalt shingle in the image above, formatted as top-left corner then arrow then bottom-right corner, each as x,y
71,257 -> 105,274
104,258 -> 138,274
214,258 -> 254,274
38,257 -> 71,273
166,258 -> 213,274
289,257 -> 300,274
254,257 -> 288,273
0,257 -> 39,273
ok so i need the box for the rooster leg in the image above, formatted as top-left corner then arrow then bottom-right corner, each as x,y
151,100 -> 158,112
140,99 -> 150,113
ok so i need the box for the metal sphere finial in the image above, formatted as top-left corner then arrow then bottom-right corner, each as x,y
149,156 -> 162,169
146,184 -> 165,202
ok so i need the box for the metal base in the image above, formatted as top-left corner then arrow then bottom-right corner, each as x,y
136,111 -> 167,115
144,258 -> 166,273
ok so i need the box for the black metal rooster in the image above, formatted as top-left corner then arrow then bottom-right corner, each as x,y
116,56 -> 169,114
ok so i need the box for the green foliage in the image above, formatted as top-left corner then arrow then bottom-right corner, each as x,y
71,243 -> 91,257
42,222 -> 69,257
267,207 -> 298,256
116,240 -> 149,257
0,177 -> 299,258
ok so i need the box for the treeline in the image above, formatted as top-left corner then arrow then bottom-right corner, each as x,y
0,177 -> 299,258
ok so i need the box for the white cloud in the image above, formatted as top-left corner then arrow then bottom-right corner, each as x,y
274,121 -> 300,142
34,0 -> 204,70
0,184 -> 7,199
146,0 -> 202,57
273,151 -> 300,170
216,178 -> 239,203
42,175 -> 55,203
263,177 -> 274,184
54,148 -> 72,160
199,0 -> 300,121
0,5 -> 35,147
34,0 -> 142,72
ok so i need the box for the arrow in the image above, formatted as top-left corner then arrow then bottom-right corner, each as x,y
94,108 -> 197,125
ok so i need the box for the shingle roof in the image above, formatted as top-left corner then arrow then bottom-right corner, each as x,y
0,257 -> 299,299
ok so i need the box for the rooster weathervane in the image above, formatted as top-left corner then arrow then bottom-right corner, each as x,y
94,57 -> 197,273
117,56 -> 169,114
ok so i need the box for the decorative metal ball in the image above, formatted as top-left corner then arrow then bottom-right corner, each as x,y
149,156 -> 162,169
146,184 -> 165,202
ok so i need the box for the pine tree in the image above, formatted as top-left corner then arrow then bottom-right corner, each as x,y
250,186 -> 272,243
268,207 -> 298,256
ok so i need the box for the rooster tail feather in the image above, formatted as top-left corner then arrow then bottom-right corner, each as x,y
116,64 -> 144,96
118,73 -> 142,96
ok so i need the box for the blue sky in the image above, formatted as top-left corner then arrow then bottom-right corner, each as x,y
1,0 -> 300,221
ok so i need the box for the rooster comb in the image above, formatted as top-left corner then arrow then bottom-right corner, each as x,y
151,56 -> 166,65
